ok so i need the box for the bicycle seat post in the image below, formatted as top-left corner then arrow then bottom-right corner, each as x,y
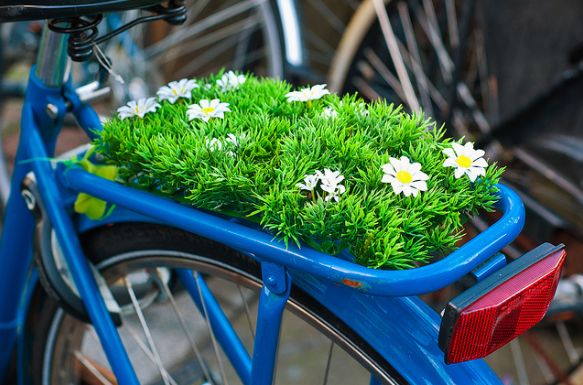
34,24 -> 70,88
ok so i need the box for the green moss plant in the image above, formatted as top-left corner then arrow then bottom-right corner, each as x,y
92,71 -> 503,270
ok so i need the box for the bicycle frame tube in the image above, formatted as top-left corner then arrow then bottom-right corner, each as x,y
0,23 -> 71,377
62,165 -> 525,297
20,73 -> 141,385
58,156 -> 508,383
0,25 -> 142,384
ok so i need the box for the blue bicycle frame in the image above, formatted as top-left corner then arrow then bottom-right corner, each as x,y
0,24 -> 524,385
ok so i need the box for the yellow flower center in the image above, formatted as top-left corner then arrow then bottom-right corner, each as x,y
396,170 -> 412,184
172,89 -> 178,95
201,107 -> 215,115
456,155 -> 472,168
134,107 -> 140,113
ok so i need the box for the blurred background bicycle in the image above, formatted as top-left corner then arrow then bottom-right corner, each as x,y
3,1 -> 583,384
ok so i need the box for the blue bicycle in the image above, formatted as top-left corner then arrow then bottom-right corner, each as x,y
0,1 -> 567,384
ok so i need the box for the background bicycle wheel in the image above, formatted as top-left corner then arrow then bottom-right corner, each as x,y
328,0 -> 583,383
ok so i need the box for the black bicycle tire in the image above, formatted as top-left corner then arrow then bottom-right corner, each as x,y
22,222 -> 407,385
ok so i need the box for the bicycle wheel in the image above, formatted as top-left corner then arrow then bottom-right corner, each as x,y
328,2 -> 583,383
134,0 -> 284,87
22,222 -> 403,385
329,0 -> 494,142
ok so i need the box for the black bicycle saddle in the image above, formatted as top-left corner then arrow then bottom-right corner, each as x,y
0,0 -> 166,22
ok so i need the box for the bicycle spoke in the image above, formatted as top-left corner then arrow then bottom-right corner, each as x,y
364,44 -> 448,112
353,75 -> 383,101
322,341 -> 334,385
155,0 -> 213,75
463,30 -> 494,133
397,1 -> 434,116
238,285 -> 256,340
311,51 -> 343,67
411,1 -> 453,82
421,0 -> 440,42
194,271 -> 230,385
463,34 -> 479,95
125,277 -> 172,385
412,4 -> 491,131
124,324 -> 180,385
186,0 -> 213,25
74,350 -> 116,385
557,321 -> 580,366
233,17 -> 264,69
362,50 -> 407,101
340,0 -> 492,138
144,0 -> 262,61
155,268 -> 214,384
156,14 -> 261,67
233,47 -> 269,70
174,32 -> 250,78
456,82 -> 490,132
309,0 -> 346,34
509,338 -> 530,385
522,330 -> 576,385
451,108 -> 472,138
372,0 -> 420,111
307,30 -> 338,58
532,352 -> 555,384
444,0 -> 459,48
474,30 -> 499,125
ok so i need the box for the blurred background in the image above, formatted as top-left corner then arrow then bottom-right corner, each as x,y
4,1 -> 583,384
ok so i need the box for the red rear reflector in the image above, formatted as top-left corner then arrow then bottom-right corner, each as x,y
439,243 -> 566,364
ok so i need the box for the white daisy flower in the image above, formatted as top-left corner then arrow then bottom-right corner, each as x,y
285,84 -> 330,103
206,138 -> 223,152
325,190 -> 343,202
316,169 -> 345,194
187,99 -> 231,122
225,133 -> 246,148
381,157 -> 429,197
157,78 -> 199,103
322,101 -> 368,119
117,97 -> 161,120
442,142 -> 488,182
353,102 -> 369,117
322,107 -> 338,119
316,169 -> 346,203
296,174 -> 320,191
217,70 -> 246,91
206,134 -> 245,158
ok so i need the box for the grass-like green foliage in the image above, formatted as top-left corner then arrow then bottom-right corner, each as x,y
94,72 -> 503,269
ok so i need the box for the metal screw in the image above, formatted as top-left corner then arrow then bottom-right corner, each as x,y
46,103 -> 59,119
